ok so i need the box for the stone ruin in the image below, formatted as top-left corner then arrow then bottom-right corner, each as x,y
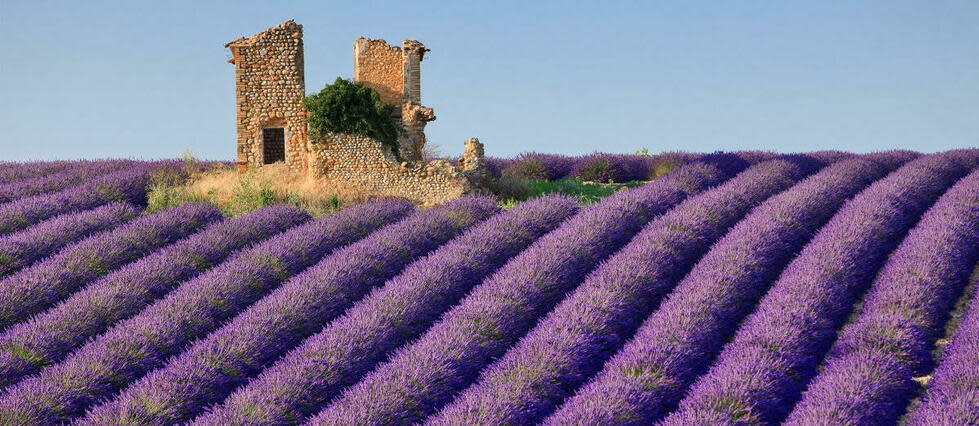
226,20 -> 488,205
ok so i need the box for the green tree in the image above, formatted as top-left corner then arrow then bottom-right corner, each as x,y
304,77 -> 401,158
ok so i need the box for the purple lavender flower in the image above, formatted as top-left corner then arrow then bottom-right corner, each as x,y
0,202 -> 223,331
0,161 -> 81,184
0,202 -> 139,278
0,165 -> 161,235
196,195 -> 580,425
905,265 -> 979,424
0,160 -> 134,204
784,170 -> 979,425
433,157 -> 892,425
307,160 -> 743,425
79,197 -> 500,424
0,204 -> 310,389
0,199 -> 413,424
653,153 -> 970,425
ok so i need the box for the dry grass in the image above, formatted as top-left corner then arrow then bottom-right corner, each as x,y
147,163 -> 374,217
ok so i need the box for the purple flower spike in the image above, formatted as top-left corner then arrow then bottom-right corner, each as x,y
785,170 -> 979,425
308,159 -> 743,425
78,197 -> 498,424
0,164 -> 167,235
0,198 -> 413,424
0,202 -> 223,331
0,204 -> 311,389
905,266 -> 979,424
0,202 -> 139,278
0,160 -> 134,204
197,195 -> 580,425
435,157 -> 893,425
655,153 -> 971,425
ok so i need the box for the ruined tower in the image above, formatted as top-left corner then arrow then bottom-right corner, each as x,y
353,38 -> 435,162
226,20 -> 307,173
226,21 -> 486,205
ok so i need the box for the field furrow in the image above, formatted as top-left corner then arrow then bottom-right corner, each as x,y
784,169 -> 979,424
0,165 -> 164,235
0,202 -> 222,331
658,153 -> 972,425
0,202 -> 139,278
308,159 -> 761,424
0,160 -> 134,204
0,204 -> 310,389
196,195 -> 580,425
80,196 -> 499,424
0,199 -> 413,424
438,156 -> 891,425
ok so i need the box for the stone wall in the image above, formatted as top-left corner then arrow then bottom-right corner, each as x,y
310,132 -> 486,206
353,38 -> 405,109
226,20 -> 307,172
228,21 -> 487,205
353,38 -> 434,162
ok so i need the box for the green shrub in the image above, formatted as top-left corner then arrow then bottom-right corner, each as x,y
304,77 -> 401,158
576,158 -> 620,183
486,174 -> 531,203
506,159 -> 551,180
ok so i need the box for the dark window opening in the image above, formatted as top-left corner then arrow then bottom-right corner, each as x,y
262,128 -> 285,164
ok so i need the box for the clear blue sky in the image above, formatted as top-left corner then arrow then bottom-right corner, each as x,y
1,1 -> 977,160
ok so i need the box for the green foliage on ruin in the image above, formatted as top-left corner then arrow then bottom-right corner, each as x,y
304,77 -> 401,158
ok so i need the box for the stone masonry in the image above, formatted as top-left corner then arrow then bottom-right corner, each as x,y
227,21 -> 486,205
354,38 -> 435,162
311,134 -> 486,205
226,20 -> 307,173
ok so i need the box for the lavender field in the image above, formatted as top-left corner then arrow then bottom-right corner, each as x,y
0,151 -> 977,425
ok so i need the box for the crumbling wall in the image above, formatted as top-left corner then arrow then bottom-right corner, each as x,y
353,38 -> 405,109
228,22 -> 487,205
311,133 -> 485,206
227,20 -> 307,172
353,38 -> 435,162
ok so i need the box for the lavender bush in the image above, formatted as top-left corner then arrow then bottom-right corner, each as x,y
0,202 -> 139,278
0,161 -> 79,184
0,199 -> 413,424
198,195 -> 580,425
784,170 -> 979,424
504,153 -> 576,180
309,160 -> 743,424
656,154 -> 970,425
0,165 -> 158,235
0,160 -> 133,204
0,202 -> 222,331
435,158 -> 889,425
863,150 -> 922,170
0,204 -> 310,389
81,197 -> 499,424
906,265 -> 979,424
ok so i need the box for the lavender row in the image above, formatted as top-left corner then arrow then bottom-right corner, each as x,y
785,170 -> 979,424
0,159 -> 134,204
0,204 -> 310,389
437,158 -> 883,425
0,161 -> 83,184
308,159 -> 743,425
906,263 -> 979,424
0,199 -> 413,424
81,197 -> 499,424
0,165 -> 159,235
491,151 -> 704,182
199,195 -> 580,425
540,157 -> 865,425
659,154 -> 971,425
0,202 -> 139,278
0,202 -> 222,331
